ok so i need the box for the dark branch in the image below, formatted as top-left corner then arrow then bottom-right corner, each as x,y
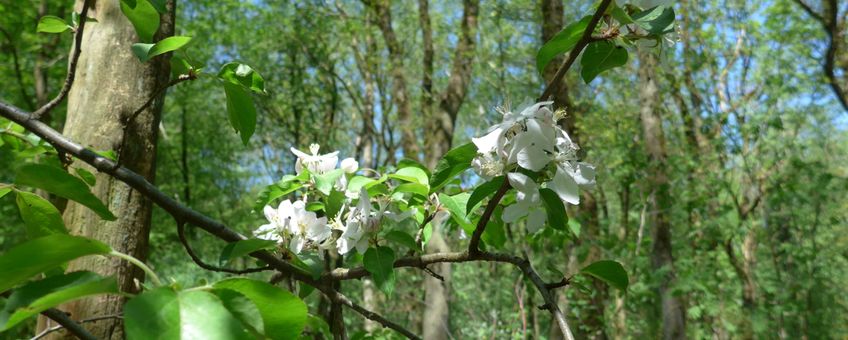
33,314 -> 123,340
31,0 -> 93,121
467,179 -> 510,254
176,220 -> 272,274
538,0 -> 614,102
40,308 -> 98,340
331,290 -> 421,340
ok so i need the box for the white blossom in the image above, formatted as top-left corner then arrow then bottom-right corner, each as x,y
340,158 -> 359,174
502,172 -> 547,233
291,143 -> 339,174
336,188 -> 372,255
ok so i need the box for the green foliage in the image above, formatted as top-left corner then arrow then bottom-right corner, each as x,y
133,36 -> 192,62
632,5 -> 676,35
466,175 -> 504,214
581,260 -> 628,291
218,63 -> 266,145
538,188 -> 568,232
536,15 -> 591,73
580,41 -> 628,83
36,16 -> 69,34
363,246 -> 396,296
0,235 -> 111,293
120,0 -> 160,43
0,271 -> 118,331
212,278 -> 308,340
429,143 -> 476,193
15,164 -> 116,221
14,190 -> 67,238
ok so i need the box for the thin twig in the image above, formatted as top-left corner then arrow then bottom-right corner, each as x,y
331,291 -> 420,340
538,0 -> 614,102
39,308 -> 98,340
467,179 -> 510,254
176,220 -> 273,274
32,314 -> 122,340
31,0 -> 93,121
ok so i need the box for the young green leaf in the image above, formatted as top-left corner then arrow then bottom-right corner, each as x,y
0,235 -> 111,294
539,188 -> 568,231
218,62 -> 266,94
145,36 -> 192,60
253,179 -> 303,212
219,239 -> 277,266
15,191 -> 68,238
0,184 -> 11,199
15,164 -> 116,221
632,5 -> 676,35
74,168 -> 96,187
389,167 -> 429,186
429,142 -> 477,193
213,278 -> 308,340
36,15 -> 70,33
123,287 -> 180,340
384,230 -> 419,252
466,175 -> 505,214
363,246 -> 396,296
222,82 -> 257,145
580,41 -> 628,83
536,15 -> 592,73
439,193 -> 473,234
394,182 -> 429,198
211,289 -> 264,337
120,0 -> 160,43
0,271 -> 118,331
313,169 -> 344,196
580,260 -> 628,291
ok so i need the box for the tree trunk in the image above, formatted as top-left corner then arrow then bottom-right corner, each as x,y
638,50 -> 686,340
40,1 -> 175,338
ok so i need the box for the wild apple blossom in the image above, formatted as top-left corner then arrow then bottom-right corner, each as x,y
340,158 -> 359,174
291,143 -> 339,174
336,188 -> 373,255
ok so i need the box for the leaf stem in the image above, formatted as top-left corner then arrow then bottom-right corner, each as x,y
109,250 -> 163,287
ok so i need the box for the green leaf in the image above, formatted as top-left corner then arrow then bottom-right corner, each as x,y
0,184 -> 11,199
611,5 -> 634,24
0,235 -> 111,294
211,289 -> 264,337
580,260 -> 628,291
439,193 -> 473,234
314,169 -> 344,196
325,190 -> 345,219
15,164 -> 116,221
218,62 -> 266,94
363,246 -> 396,296
480,206 -> 506,249
466,176 -> 505,214
389,167 -> 429,186
0,271 -> 118,331
536,15 -> 591,73
394,182 -> 429,198
170,55 -> 192,79
384,230 -> 418,252
74,168 -> 96,187
254,177 -> 303,212
632,5 -> 676,35
36,15 -> 70,33
146,36 -> 192,60
222,82 -> 257,146
304,314 -> 331,339
397,158 -> 431,177
568,219 -> 581,238
15,191 -> 67,238
213,278 -> 308,340
347,176 -> 376,194
580,41 -> 628,83
219,239 -> 277,265
120,0 -> 160,43
429,142 -> 477,193
539,188 -> 568,231
124,287 -> 180,340
131,43 -> 155,62
148,0 -> 167,13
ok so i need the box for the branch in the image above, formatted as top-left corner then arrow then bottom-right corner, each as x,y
123,74 -> 195,126
39,308 -> 98,340
0,100 -> 415,338
30,0 -> 93,121
176,220 -> 272,274
33,314 -> 122,340
538,0 -> 613,102
467,178 -> 510,254
331,291 -> 420,340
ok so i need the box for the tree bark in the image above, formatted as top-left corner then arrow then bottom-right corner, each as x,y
363,0 -> 419,160
423,0 -> 479,168
41,1 -> 175,338
638,50 -> 686,340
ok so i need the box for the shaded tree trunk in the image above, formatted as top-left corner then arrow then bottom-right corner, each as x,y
638,50 -> 686,340
40,1 -> 175,338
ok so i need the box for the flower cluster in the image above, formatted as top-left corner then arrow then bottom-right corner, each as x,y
254,144 -> 411,256
471,101 -> 596,232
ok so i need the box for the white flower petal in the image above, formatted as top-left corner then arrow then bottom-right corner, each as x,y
507,172 -> 538,193
263,205 -> 277,223
527,208 -> 547,233
472,127 -> 504,154
290,147 -> 311,159
551,166 -> 580,205
502,203 -> 527,223
340,158 -> 359,174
